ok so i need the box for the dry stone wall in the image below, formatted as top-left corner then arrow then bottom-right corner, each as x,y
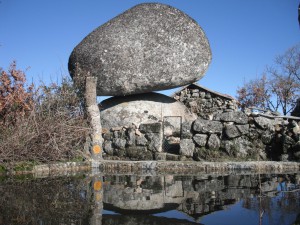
102,110 -> 300,162
102,123 -> 162,161
101,83 -> 300,162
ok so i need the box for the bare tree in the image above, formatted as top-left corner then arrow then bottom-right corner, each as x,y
236,44 -> 300,115
267,67 -> 300,115
237,74 -> 274,111
271,44 -> 300,81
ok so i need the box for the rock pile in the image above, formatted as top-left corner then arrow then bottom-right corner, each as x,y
191,112 -> 300,162
68,3 -> 212,160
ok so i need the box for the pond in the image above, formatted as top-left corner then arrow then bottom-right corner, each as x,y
0,172 -> 299,225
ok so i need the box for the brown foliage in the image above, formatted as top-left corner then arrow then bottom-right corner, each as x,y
237,74 -> 272,111
0,61 -> 34,126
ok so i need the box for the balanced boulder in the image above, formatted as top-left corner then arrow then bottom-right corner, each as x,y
69,3 -> 212,96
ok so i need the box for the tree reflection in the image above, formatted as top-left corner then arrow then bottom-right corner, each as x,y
242,174 -> 300,225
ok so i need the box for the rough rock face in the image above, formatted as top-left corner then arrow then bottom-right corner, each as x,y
193,134 -> 207,147
68,3 -> 211,96
207,134 -> 220,150
214,111 -> 248,124
193,118 -> 223,134
179,139 -> 195,157
100,92 -> 196,130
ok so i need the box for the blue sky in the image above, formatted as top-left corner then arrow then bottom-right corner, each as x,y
0,0 -> 299,100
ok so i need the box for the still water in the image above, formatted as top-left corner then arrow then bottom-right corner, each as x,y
0,172 -> 299,225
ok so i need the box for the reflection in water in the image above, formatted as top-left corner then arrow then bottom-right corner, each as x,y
0,176 -> 92,224
242,175 -> 300,225
0,173 -> 299,225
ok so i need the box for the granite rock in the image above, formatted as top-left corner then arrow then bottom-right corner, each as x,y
68,3 -> 211,96
224,125 -> 241,139
126,128 -> 136,146
207,134 -> 220,150
214,111 -> 248,124
179,139 -> 195,157
145,133 -> 162,152
100,93 -> 196,130
253,116 -> 274,130
136,134 -> 148,146
181,121 -> 193,139
193,134 -> 208,147
139,122 -> 162,133
193,118 -> 223,134
112,138 -> 126,149
103,141 -> 113,155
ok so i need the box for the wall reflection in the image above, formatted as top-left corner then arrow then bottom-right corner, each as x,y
0,173 -> 299,225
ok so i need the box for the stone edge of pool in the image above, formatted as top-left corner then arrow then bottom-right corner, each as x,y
4,160 -> 299,177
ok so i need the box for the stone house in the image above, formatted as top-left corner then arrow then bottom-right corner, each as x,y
172,83 -> 238,119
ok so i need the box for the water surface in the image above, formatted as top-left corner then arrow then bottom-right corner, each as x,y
0,172 -> 299,225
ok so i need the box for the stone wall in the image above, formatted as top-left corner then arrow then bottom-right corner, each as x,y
102,123 -> 162,161
102,110 -> 300,162
188,111 -> 300,162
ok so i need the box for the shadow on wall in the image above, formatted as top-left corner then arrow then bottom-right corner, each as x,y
101,92 -> 176,108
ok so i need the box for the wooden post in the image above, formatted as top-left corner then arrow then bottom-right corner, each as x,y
85,76 -> 103,164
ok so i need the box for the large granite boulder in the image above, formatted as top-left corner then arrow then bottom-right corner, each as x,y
100,92 -> 196,130
69,3 -> 211,96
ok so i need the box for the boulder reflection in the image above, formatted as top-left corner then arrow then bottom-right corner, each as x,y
0,173 -> 299,224
102,174 -> 263,219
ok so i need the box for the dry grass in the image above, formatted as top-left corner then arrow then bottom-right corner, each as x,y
0,109 -> 89,165
0,63 -> 91,167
